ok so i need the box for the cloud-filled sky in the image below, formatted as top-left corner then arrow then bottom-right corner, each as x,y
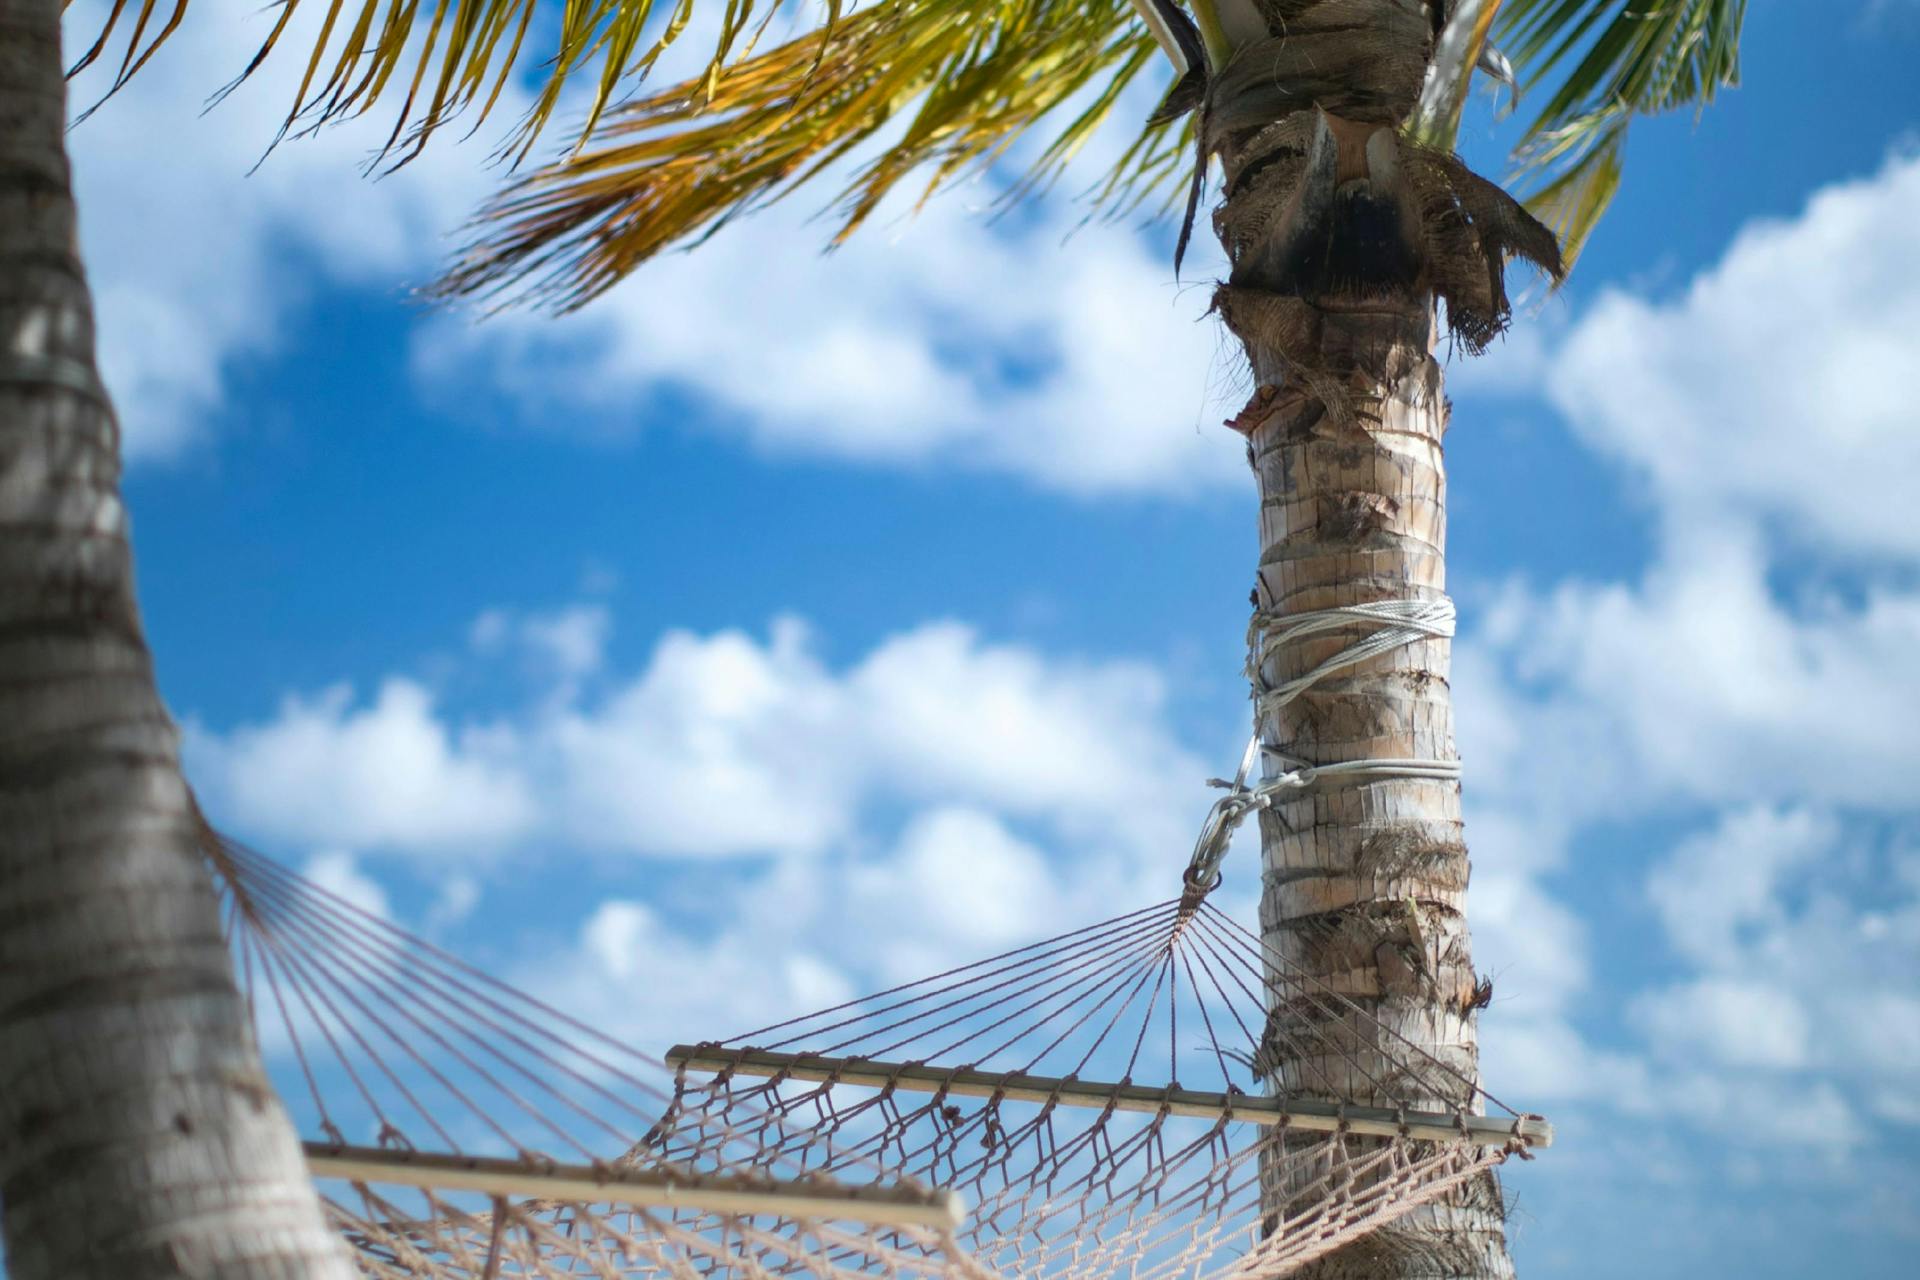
56,2 -> 1920,1276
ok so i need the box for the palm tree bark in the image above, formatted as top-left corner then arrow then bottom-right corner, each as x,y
1237,310 -> 1515,1278
0,3 -> 351,1275
1206,2 -> 1539,1276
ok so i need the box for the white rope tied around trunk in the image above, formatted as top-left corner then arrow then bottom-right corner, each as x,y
1185,598 -> 1461,899
1249,598 -> 1457,715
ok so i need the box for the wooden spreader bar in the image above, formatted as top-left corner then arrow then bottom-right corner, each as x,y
666,1045 -> 1553,1149
304,1142 -> 967,1228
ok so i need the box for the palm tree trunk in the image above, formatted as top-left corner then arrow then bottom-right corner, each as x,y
1205,4 -> 1522,1275
1235,308 -> 1515,1278
0,3 -> 351,1275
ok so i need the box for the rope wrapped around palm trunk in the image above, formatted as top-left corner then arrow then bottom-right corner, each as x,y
1185,598 -> 1461,900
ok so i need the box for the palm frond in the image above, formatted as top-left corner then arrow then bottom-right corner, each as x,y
434,0 -> 1181,310
68,0 -> 804,165
431,0 -> 1746,306
1411,0 -> 1505,147
1497,0 -> 1745,261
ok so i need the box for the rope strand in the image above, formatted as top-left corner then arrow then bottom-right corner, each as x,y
1186,598 -> 1462,899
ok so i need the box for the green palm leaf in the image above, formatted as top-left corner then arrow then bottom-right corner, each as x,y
1497,0 -> 1745,260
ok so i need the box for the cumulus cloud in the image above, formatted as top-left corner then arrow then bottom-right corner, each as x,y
1631,979 -> 1813,1071
471,603 -> 614,702
523,806 -> 1082,1049
302,850 -> 393,922
553,893 -> 859,1048
1641,809 -> 1920,1126
192,613 -> 1207,872
1472,526 -> 1920,814
190,605 -> 1222,1055
413,192 -> 1239,496
1452,149 -> 1920,1165
1546,149 -> 1920,560
188,678 -> 536,852
65,5 -> 497,458
1645,806 -> 1838,967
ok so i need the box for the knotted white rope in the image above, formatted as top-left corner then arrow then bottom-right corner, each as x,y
1184,598 -> 1462,898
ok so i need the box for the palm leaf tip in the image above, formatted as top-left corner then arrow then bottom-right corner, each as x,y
70,0 -> 755,170
434,0 -> 1743,310
430,0 -> 1195,310
1498,0 -> 1745,262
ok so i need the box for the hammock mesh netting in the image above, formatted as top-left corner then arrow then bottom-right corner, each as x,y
207,831 -> 1547,1280
208,839 -> 968,1279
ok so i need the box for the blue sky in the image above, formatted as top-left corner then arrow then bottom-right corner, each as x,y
62,2 -> 1920,1275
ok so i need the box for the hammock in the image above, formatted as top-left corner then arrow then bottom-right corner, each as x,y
657,894 -> 1546,1280
207,838 -> 978,1280
208,830 -> 1548,1280
202,592 -> 1548,1278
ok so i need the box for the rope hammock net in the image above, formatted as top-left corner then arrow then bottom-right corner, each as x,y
206,815 -> 1548,1280
206,838 -> 971,1280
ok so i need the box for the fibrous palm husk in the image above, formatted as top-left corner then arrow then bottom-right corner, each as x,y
1209,1 -> 1434,129
1183,0 -> 1565,418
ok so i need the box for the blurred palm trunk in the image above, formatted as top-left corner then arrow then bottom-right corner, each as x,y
0,2 -> 350,1275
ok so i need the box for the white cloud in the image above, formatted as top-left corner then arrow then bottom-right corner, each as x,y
1485,528 -> 1920,813
539,619 -> 856,857
1646,806 -> 1837,967
552,892 -> 859,1050
520,799 -> 1156,1052
1546,148 -> 1920,561
188,678 -> 537,852
520,607 -> 613,681
1465,866 -> 1591,1018
192,607 -> 1223,1059
1674,1073 -> 1869,1149
1450,150 -> 1920,1167
302,850 -> 392,922
471,603 -> 613,695
415,185 -> 1239,497
840,807 -> 1070,983
541,615 -> 1203,864
424,874 -> 484,932
1631,979 -> 1813,1070
65,5 -> 496,458
194,614 -> 1207,873
1477,1019 -> 1651,1106
524,805 -> 1080,1050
